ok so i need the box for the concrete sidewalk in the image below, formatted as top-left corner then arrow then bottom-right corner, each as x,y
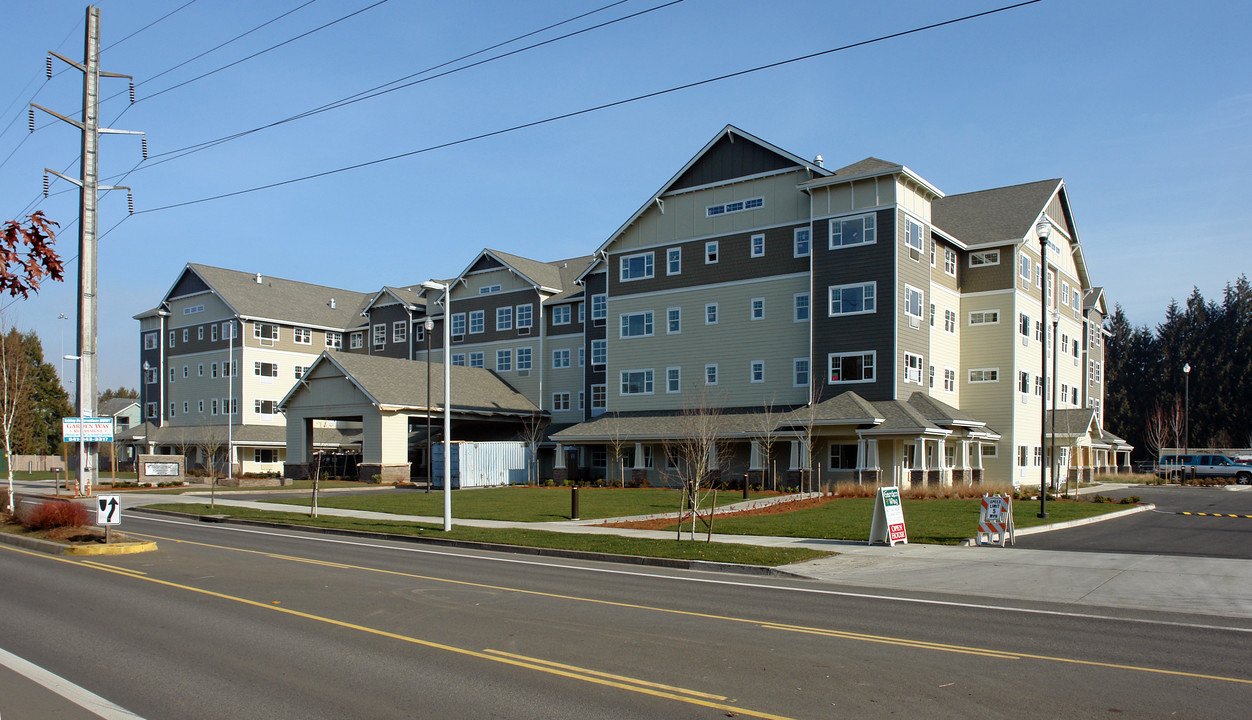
121,489 -> 1252,621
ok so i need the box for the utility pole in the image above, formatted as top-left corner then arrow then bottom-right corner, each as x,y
32,6 -> 144,495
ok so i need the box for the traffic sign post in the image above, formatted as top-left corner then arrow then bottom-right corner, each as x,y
868,486 -> 908,546
96,494 -> 120,544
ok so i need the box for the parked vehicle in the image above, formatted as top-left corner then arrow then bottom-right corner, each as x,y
1157,454 -> 1252,484
1132,460 -> 1157,475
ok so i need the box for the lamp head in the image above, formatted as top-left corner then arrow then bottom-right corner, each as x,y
1036,216 -> 1051,242
1184,363 -> 1191,374
424,319 -> 434,331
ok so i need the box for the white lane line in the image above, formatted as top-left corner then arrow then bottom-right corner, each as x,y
0,647 -> 146,720
132,514 -> 1252,634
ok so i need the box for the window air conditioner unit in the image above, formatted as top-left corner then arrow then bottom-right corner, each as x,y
1021,337 -> 1029,347
593,319 -> 605,328
452,335 -> 464,344
909,317 -> 919,329
518,370 -> 530,377
518,327 -> 530,336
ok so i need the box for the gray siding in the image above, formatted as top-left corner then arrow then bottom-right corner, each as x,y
670,134 -> 798,192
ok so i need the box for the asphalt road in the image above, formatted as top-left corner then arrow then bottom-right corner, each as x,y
2,513 -> 1250,719
1018,485 -> 1252,559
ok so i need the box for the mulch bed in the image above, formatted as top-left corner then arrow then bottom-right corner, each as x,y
603,495 -> 837,531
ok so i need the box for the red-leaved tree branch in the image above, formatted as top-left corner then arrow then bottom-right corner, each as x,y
0,211 -> 63,299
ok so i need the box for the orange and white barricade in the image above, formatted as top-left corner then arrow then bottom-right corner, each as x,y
977,493 -> 1015,546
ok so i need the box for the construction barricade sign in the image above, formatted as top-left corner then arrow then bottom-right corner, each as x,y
869,486 -> 907,546
977,493 -> 1015,546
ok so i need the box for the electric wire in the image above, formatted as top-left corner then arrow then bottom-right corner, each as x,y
99,0 -> 202,54
136,0 -> 1044,215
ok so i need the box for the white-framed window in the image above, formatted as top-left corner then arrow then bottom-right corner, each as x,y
1035,374 -> 1043,397
944,308 -> 956,334
620,311 -> 653,338
182,328 -> 189,342
254,449 -> 280,464
793,358 -> 809,387
705,197 -> 763,217
326,332 -> 342,349
1019,312 -> 1031,339
794,227 -> 810,257
667,307 -> 681,334
211,399 -> 219,416
293,327 -> 312,344
969,310 -> 999,325
222,360 -> 234,377
197,326 -> 204,341
591,340 -> 605,366
829,282 -> 876,316
930,303 -> 935,327
451,353 -> 466,366
750,233 -> 765,258
1061,382 -> 1069,405
211,362 -> 218,379
350,332 -> 363,349
373,324 -> 386,347
212,325 -> 219,342
982,444 -> 998,458
222,321 -> 237,340
516,304 -> 533,329
1035,319 -> 1044,342
970,250 -> 1000,267
1061,280 -> 1071,306
479,284 -> 502,295
705,364 -> 718,386
1094,360 -> 1102,384
944,249 -> 957,276
577,302 -> 585,324
829,212 -> 876,249
254,323 -> 278,341
944,368 -> 956,393
620,369 -> 653,395
197,363 -> 204,377
905,217 -> 925,254
144,332 -> 158,350
750,360 -> 764,383
170,402 -> 176,417
931,240 -> 936,267
969,368 -> 999,383
450,313 -> 466,337
169,367 -> 175,382
829,351 -> 875,384
1071,386 -> 1079,405
516,347 -> 532,371
392,321 -> 406,343
578,391 -> 585,411
496,349 -> 512,372
667,247 -> 681,275
620,252 -> 654,282
578,347 -> 584,367
1072,288 -> 1081,310
794,292 -> 810,322
591,384 -> 606,411
1061,333 -> 1070,354
1019,253 -> 1032,284
904,285 -> 923,321
666,366 -> 681,394
496,307 -> 512,331
146,402 -> 157,419
144,368 -> 158,384
750,297 -> 765,320
1018,371 -> 1030,394
552,306 -> 571,325
468,310 -> 485,334
1034,446 -> 1044,467
168,331 -> 175,348
254,361 -> 279,378
705,302 -> 718,325
903,352 -> 923,385
1018,445 -> 1029,467
552,392 -> 571,411
705,241 -> 719,264
929,364 -> 935,389
552,349 -> 571,369
591,294 -> 606,323
294,365 -> 309,379
469,351 -> 484,369
254,399 -> 278,416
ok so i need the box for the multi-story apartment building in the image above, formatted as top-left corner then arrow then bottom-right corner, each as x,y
130,125 -> 1129,487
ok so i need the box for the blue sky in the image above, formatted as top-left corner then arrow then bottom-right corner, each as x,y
1,0 -> 1249,393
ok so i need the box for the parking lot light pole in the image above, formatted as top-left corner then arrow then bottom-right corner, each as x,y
421,281 -> 452,531
425,318 -> 433,494
1183,363 -> 1190,456
1036,216 -> 1050,519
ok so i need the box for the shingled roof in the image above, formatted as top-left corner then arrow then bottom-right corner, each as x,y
179,264 -> 374,330
931,179 -> 1061,246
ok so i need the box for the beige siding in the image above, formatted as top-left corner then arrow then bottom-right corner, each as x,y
929,283 -> 961,405
957,290 -> 1015,469
810,175 -> 897,218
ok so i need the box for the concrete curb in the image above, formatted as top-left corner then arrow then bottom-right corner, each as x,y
132,507 -> 805,577
0,530 -> 157,556
962,503 -> 1155,545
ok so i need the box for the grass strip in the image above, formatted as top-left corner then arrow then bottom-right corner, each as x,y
141,503 -> 831,567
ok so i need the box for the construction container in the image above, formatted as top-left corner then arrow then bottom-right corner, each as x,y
431,441 -> 528,489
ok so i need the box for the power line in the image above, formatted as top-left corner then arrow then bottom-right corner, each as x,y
136,0 -> 1045,215
123,0 -> 668,173
100,0 -> 202,53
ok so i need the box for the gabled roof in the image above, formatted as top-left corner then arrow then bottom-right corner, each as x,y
779,391 -> 882,427
931,179 -> 1062,246
800,157 -> 944,199
1084,287 -> 1108,316
580,124 -> 829,283
550,406 -> 801,443
281,351 -> 540,416
365,285 -> 427,313
906,393 -> 983,427
1046,408 -> 1098,437
98,397 -> 139,417
453,248 -> 594,298
164,264 -> 374,331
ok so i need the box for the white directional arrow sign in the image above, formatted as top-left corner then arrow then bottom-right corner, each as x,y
96,495 -> 121,525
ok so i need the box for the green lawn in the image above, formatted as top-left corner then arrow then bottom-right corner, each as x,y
268,486 -> 772,522
664,497 -> 1128,544
140,503 -> 830,567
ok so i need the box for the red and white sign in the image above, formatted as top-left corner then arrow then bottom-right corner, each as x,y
976,494 -> 1014,546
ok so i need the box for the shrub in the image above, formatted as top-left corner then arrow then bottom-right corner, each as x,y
1091,494 -> 1106,503
21,500 -> 91,530
1120,495 -> 1141,504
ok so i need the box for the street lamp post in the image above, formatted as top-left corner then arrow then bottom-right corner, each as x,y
421,281 -> 453,531
1037,216 -> 1051,518
425,318 -> 434,494
58,313 -> 69,392
1051,311 -> 1059,496
1183,363 -> 1190,456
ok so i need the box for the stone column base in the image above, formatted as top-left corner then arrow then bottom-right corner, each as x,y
950,468 -> 970,484
553,467 -> 569,483
971,468 -> 984,484
747,469 -> 764,489
855,469 -> 881,485
909,469 -> 925,487
359,463 -> 410,484
926,469 -> 944,486
284,462 -> 311,481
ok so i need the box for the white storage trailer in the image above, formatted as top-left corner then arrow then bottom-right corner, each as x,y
431,441 -> 529,489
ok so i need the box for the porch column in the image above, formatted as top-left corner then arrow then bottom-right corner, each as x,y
283,415 -> 315,480
633,442 -> 646,470
915,438 -> 927,470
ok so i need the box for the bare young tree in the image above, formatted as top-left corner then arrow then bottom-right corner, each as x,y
1164,395 -> 1185,455
603,411 -> 628,488
1143,401 -> 1171,470
0,327 -> 32,513
753,396 -> 781,492
662,387 -> 731,541
517,412 -> 549,486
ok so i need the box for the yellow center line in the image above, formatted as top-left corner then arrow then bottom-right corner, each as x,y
79,559 -> 147,576
1,544 -> 791,720
121,530 -> 1252,688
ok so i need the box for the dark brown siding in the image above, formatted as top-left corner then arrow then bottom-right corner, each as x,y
811,208 -> 896,402
669,134 -> 799,192
960,245 -> 1015,294
896,210 -> 931,400
546,298 -> 584,337
169,270 -> 209,298
932,238 -> 960,292
609,223 -> 809,297
366,304 -> 413,359
582,273 -> 607,420
450,289 -> 539,347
